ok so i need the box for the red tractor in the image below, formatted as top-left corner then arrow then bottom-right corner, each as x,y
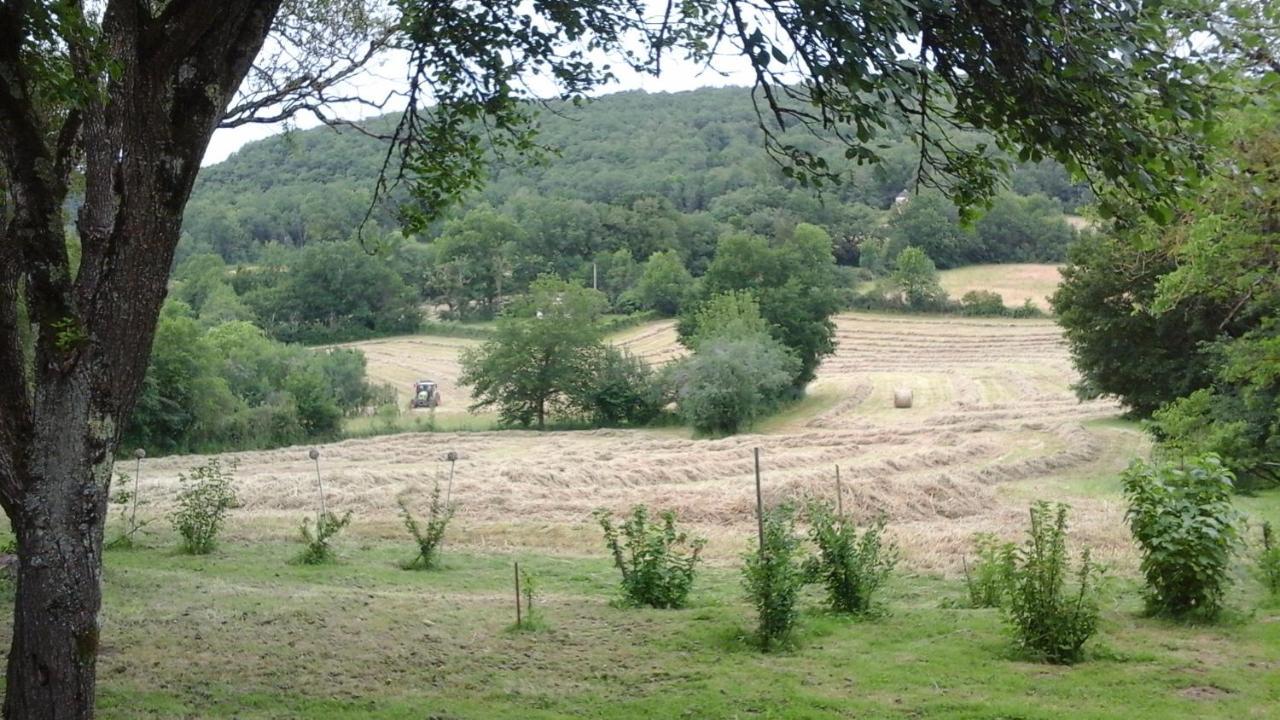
410,380 -> 441,409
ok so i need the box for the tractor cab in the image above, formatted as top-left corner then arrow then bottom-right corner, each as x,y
410,380 -> 441,409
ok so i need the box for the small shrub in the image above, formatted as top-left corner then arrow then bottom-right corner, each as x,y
514,565 -> 544,630
1003,502 -> 1100,664
373,402 -> 402,433
170,458 -> 237,555
804,501 -> 898,614
1008,298 -> 1046,318
963,533 -> 1015,608
743,505 -> 807,650
1258,521 -> 1280,596
295,510 -> 353,565
596,506 -> 705,608
1121,454 -> 1243,619
399,480 -> 456,570
959,290 -> 1007,317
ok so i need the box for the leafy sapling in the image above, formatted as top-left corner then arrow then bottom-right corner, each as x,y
1122,454 -> 1243,619
963,533 -> 1015,609
108,449 -> 150,549
804,500 -> 898,615
170,458 -> 238,555
512,564 -> 545,631
295,511 -> 354,565
1259,521 -> 1280,596
400,478 -> 456,570
1002,502 -> 1100,664
743,504 -> 806,651
595,505 -> 705,609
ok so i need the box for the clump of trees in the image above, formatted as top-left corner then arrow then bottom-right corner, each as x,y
1054,105 -> 1280,490
124,301 -> 384,455
459,277 -> 662,428
460,226 -> 847,435
668,292 -> 798,435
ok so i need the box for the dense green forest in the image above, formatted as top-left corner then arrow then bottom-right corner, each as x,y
180,85 -> 1086,270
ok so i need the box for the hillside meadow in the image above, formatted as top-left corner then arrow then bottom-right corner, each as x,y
6,311 -> 1276,717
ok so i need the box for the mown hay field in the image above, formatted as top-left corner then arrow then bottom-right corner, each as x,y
139,312 -> 1144,572
938,263 -> 1063,310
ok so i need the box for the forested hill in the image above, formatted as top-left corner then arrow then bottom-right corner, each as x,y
181,85 -> 1088,264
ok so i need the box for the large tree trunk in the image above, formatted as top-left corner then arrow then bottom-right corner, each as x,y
0,4 -> 285,717
4,383 -> 110,719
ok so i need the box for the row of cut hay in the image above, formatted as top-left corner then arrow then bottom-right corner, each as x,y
804,382 -> 875,428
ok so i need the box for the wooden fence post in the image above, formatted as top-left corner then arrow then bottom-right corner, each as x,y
514,561 -> 522,627
754,448 -> 764,555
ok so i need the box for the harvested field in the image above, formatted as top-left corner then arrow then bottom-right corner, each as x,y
938,262 -> 1063,309
142,312 -> 1134,572
329,335 -> 480,415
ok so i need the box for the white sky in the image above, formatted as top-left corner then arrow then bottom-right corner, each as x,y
204,46 -> 759,166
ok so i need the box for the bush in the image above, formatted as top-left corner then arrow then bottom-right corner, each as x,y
170,458 -> 237,555
580,346 -> 665,426
1008,298 -> 1046,318
804,502 -> 898,614
891,247 -> 947,309
1003,502 -> 1100,664
294,510 -> 353,565
963,533 -> 1014,608
595,505 -> 705,609
669,335 -> 799,435
399,480 -> 456,570
960,290 -> 1007,317
1121,455 -> 1243,619
1260,522 -> 1280,596
743,505 -> 807,650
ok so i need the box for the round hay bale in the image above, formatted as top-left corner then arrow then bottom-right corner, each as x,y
893,388 -> 913,409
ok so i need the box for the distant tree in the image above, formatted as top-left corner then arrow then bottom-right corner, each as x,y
679,290 -> 773,350
459,278 -> 608,428
887,192 -> 973,269
580,346 -> 665,426
975,193 -> 1077,263
669,336 -> 799,435
699,224 -> 840,387
892,247 -> 946,309
433,205 -> 525,313
582,248 -> 641,311
244,242 -> 421,342
172,254 -> 235,314
197,284 -> 256,328
628,250 -> 696,316
124,303 -> 242,453
1052,231 -> 1228,416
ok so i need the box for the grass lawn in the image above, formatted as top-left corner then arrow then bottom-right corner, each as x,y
6,515 -> 1276,719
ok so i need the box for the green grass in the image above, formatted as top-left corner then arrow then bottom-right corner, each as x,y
5,516 -> 1277,719
342,411 -> 504,436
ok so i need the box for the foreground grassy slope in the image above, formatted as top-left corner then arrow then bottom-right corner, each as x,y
24,522 -> 1278,718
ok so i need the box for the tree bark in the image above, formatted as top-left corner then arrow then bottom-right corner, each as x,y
4,368 -> 110,719
0,3 -> 286,717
